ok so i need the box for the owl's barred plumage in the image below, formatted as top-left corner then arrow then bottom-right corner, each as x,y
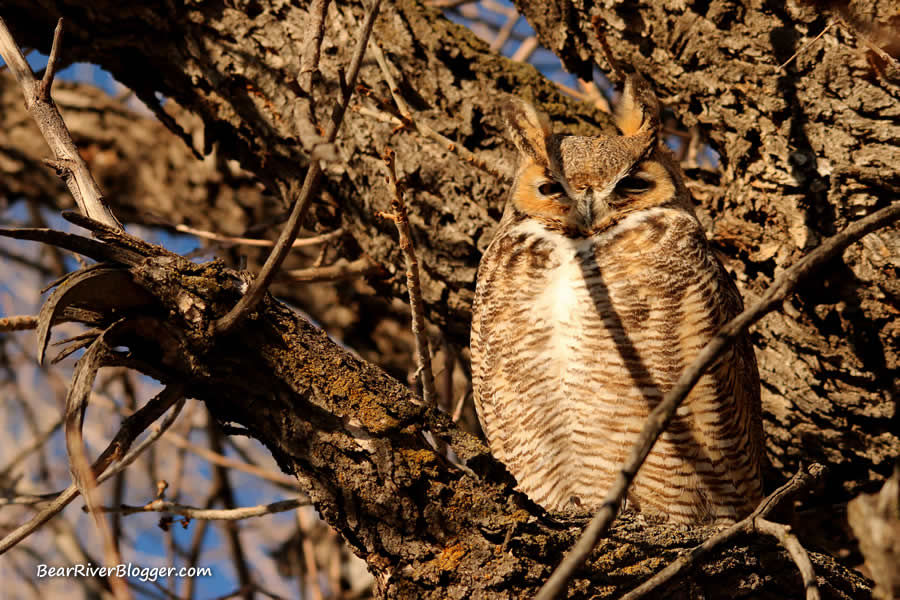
471,75 -> 764,523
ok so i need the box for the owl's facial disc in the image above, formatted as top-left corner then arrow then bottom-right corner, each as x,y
512,163 -> 574,222
559,130 -> 676,232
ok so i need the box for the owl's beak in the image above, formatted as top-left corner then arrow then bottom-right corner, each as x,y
575,189 -> 597,231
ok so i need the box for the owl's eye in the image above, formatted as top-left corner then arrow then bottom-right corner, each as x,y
537,181 -> 566,197
616,175 -> 654,194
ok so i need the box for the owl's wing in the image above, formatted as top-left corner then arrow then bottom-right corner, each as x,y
695,260 -> 766,508
470,243 -> 503,455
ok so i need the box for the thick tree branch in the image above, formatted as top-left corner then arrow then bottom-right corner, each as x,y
0,1 -> 896,597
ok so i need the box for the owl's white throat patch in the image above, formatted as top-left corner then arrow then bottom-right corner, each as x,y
509,219 -> 599,382
506,208 -> 676,382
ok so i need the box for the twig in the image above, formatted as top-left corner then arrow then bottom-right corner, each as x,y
92,497 -> 308,520
440,343 -> 455,410
535,201 -> 900,600
426,0 -> 475,7
578,79 -> 612,113
0,414 -> 64,480
755,519 -> 821,600
279,256 -> 378,283
366,36 -> 506,180
510,36 -> 539,63
213,0 -> 381,336
836,14 -> 900,72
0,18 -> 122,229
2,394 -> 189,507
0,385 -> 185,554
490,11 -> 519,53
174,223 -> 343,248
66,363 -> 133,600
206,423 -> 254,599
619,464 -> 825,600
779,20 -> 835,71
109,371 -> 137,544
552,80 -> 590,102
296,508 -> 325,600
0,245 -> 54,275
0,315 -> 38,331
297,0 -> 331,92
378,148 -> 437,407
161,431 -> 302,489
451,389 -> 469,422
37,18 -> 64,99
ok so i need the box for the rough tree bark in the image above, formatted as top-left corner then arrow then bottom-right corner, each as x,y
0,0 -> 896,597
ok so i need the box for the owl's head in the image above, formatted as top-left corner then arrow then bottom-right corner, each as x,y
504,74 -> 692,235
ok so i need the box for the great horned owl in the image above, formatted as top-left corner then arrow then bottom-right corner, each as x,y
470,75 -> 764,524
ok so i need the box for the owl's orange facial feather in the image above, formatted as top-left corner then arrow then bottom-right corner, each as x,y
617,160 -> 674,206
512,163 -> 572,221
585,159 -> 678,233
513,155 -> 679,235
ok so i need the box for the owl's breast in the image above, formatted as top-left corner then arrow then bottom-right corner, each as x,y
471,207 -> 747,515
477,210 -> 708,400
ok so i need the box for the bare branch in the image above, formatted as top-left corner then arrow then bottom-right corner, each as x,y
489,9 -> 519,53
0,18 -> 122,229
426,0 -> 476,7
279,256 -> 378,283
92,497 -> 309,520
297,0 -> 331,91
755,519 -> 821,600
0,414 -> 63,480
174,223 -> 344,248
206,423 -> 254,599
160,432 -> 302,490
0,385 -> 184,554
213,0 -> 382,336
63,331 -> 132,600
36,18 -> 63,99
295,0 -> 332,149
535,201 -> 900,600
510,36 -> 538,63
296,508 -> 325,600
0,315 -> 38,331
778,20 -> 836,71
379,147 -> 438,406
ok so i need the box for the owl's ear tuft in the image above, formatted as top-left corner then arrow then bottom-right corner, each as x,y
503,98 -> 553,167
616,73 -> 660,137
